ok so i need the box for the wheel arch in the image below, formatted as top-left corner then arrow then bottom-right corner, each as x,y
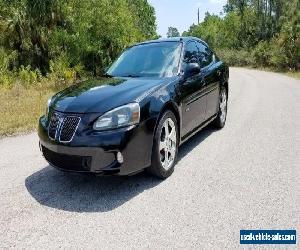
148,101 -> 181,177
221,65 -> 229,98
155,101 -> 181,141
224,81 -> 228,96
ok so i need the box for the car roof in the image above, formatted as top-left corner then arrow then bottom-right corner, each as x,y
133,37 -> 209,47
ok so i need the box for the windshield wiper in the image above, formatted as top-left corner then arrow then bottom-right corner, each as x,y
120,74 -> 141,78
102,72 -> 114,78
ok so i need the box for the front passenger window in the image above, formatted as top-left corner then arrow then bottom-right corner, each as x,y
183,42 -> 199,65
197,42 -> 213,67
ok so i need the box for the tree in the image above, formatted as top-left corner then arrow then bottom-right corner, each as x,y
167,27 -> 180,38
270,0 -> 300,69
126,0 -> 157,40
182,0 -> 299,70
0,0 -> 158,78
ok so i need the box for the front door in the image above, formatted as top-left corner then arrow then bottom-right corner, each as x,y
181,41 -> 207,137
196,41 -> 220,120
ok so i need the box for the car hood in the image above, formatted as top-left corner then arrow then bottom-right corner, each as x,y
51,77 -> 169,114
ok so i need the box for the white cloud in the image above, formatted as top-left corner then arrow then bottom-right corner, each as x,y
209,0 -> 226,4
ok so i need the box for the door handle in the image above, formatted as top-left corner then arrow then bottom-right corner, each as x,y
200,77 -> 205,85
182,80 -> 191,87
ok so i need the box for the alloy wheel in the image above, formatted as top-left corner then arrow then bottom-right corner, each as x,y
220,89 -> 227,124
159,118 -> 177,170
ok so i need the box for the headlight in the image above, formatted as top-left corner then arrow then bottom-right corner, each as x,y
93,103 -> 140,131
45,98 -> 52,117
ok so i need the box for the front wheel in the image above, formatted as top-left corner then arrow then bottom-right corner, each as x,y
147,111 -> 178,179
213,86 -> 228,129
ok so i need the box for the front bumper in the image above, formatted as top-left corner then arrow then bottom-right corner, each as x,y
38,113 -> 155,176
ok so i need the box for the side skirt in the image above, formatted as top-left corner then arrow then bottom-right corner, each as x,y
179,114 -> 217,146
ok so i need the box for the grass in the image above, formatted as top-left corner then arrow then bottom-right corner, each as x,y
285,71 -> 300,80
0,84 -> 55,137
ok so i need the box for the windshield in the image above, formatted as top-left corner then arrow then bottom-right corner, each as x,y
107,42 -> 182,78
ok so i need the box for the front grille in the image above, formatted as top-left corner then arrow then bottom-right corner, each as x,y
42,146 -> 92,171
47,113 -> 80,143
59,116 -> 81,142
48,113 -> 60,140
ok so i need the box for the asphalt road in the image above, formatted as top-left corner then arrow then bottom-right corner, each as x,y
0,68 -> 299,249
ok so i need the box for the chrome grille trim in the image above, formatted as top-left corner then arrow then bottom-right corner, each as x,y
48,113 -> 81,143
48,113 -> 60,140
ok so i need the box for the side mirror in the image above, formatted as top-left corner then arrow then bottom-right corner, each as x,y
184,63 -> 201,78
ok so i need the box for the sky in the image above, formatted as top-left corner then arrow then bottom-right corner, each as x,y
148,0 -> 227,37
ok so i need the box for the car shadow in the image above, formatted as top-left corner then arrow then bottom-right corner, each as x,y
25,126 -> 216,213
177,126 -> 216,162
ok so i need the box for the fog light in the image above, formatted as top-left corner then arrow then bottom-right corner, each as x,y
117,152 -> 124,164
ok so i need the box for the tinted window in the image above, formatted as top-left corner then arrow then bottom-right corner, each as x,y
196,42 -> 213,67
107,42 -> 182,78
183,41 -> 199,64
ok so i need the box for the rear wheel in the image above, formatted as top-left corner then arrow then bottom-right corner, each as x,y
147,111 -> 178,179
213,86 -> 228,129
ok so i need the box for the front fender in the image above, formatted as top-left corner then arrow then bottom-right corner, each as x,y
141,82 -> 181,139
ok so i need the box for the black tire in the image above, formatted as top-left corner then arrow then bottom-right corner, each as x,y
213,86 -> 228,129
147,110 -> 179,179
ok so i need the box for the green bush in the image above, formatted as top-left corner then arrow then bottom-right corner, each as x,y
0,48 -> 9,74
252,41 -> 272,67
269,29 -> 300,70
18,66 -> 40,85
0,49 -> 17,87
216,49 -> 254,67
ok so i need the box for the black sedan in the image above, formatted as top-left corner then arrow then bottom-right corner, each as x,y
39,37 -> 229,179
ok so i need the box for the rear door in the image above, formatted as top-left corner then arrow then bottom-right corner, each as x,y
181,41 -> 207,137
196,42 -> 220,120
